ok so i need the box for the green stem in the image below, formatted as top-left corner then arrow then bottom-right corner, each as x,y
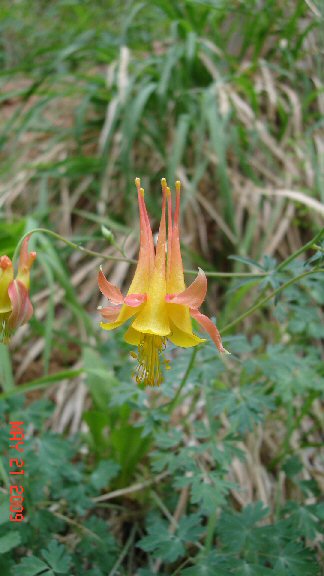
12,228 -> 137,267
276,228 -> 324,271
164,347 -> 198,412
49,510 -> 102,541
0,343 -> 14,390
312,244 -> 324,254
271,391 -> 320,468
12,228 -> 271,279
185,270 -> 267,278
108,524 -> 137,576
170,558 -> 193,576
244,228 -> 324,311
221,268 -> 324,333
11,227 -> 323,289
205,511 -> 217,552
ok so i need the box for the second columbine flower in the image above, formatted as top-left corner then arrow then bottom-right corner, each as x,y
0,237 -> 36,344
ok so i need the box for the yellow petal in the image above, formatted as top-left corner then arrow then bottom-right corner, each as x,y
131,282 -> 171,336
132,183 -> 170,337
128,180 -> 155,294
166,302 -> 193,334
100,304 -> 138,331
124,325 -> 141,345
167,180 -> 186,294
169,320 -> 205,348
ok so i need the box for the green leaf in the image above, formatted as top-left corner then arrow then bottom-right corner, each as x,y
90,460 -> 120,490
138,513 -> 203,564
182,471 -> 234,512
13,556 -> 53,576
37,253 -> 55,374
272,542 -> 319,576
75,516 -> 119,573
121,82 -> 156,160
181,553 -> 219,576
219,502 -> 269,553
83,410 -> 110,451
0,493 -> 10,525
233,563 -> 273,575
83,347 -> 119,408
167,113 -> 190,184
178,514 -> 204,541
0,220 -> 25,258
286,503 -> 321,541
0,369 -> 83,401
210,384 -> 274,433
282,456 -> 303,478
41,540 -> 72,574
228,255 -> 264,270
0,531 -> 21,554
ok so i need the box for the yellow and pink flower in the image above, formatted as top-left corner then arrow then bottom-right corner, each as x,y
0,237 -> 36,343
98,178 -> 228,387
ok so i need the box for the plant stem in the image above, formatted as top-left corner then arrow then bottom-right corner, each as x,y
276,228 -> 324,271
221,268 -> 324,333
164,347 -> 198,412
108,524 -> 137,576
184,270 -> 267,278
12,228 -> 271,279
0,343 -> 14,390
271,391 -> 320,468
312,244 -> 324,254
12,228 -> 137,267
205,511 -> 217,552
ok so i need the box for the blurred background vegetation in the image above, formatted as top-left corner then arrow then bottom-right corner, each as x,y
0,0 -> 323,574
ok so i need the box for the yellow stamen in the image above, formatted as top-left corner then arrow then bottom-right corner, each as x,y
136,334 -> 167,387
164,359 -> 171,371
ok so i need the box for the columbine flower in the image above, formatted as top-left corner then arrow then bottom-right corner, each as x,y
0,237 -> 36,344
98,178 -> 228,387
